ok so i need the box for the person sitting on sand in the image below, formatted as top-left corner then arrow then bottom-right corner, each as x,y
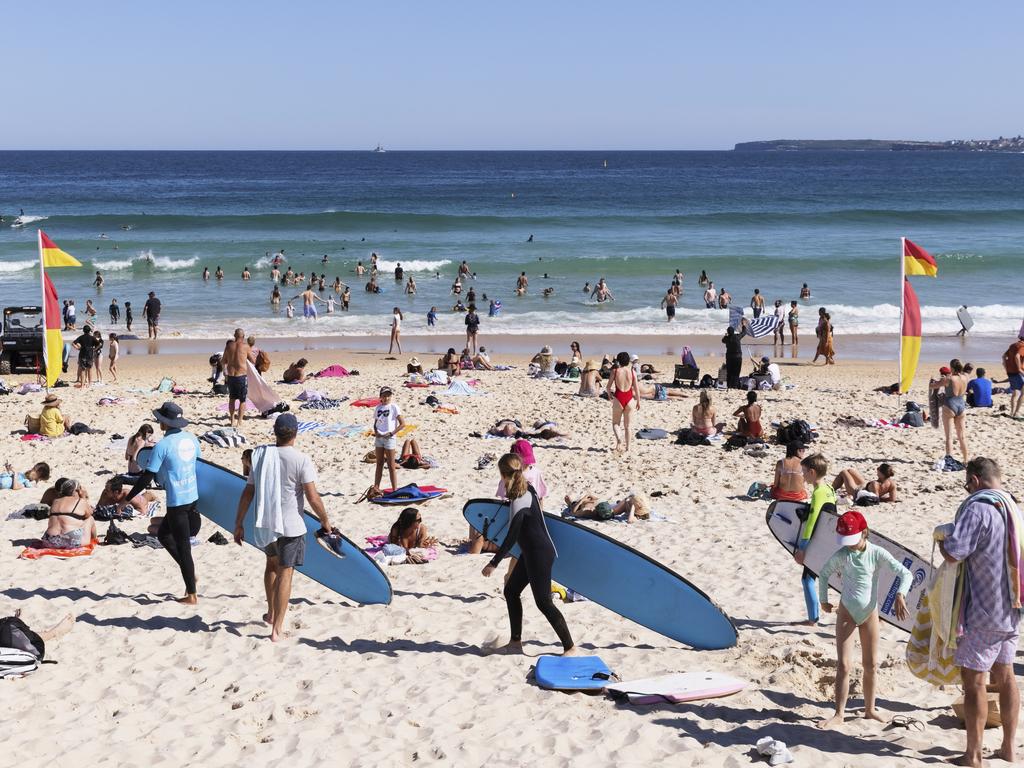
125,423 -> 155,476
40,478 -> 96,550
733,391 -> 763,438
97,476 -> 157,516
531,345 -> 557,378
578,360 -> 602,397
636,380 -> 688,401
473,347 -> 494,371
459,348 -> 474,370
832,464 -> 898,503
387,507 -> 438,564
406,357 -> 424,375
283,358 -> 308,383
439,348 -> 460,378
397,438 -> 429,469
691,390 -> 721,436
1,461 -> 50,490
37,394 -> 69,437
965,367 -> 993,408
772,442 -> 808,501
563,492 -> 650,523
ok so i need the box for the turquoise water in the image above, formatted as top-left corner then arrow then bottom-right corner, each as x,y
0,150 -> 1020,339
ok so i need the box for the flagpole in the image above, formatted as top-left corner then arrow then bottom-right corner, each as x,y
898,237 -> 906,401
37,229 -> 48,392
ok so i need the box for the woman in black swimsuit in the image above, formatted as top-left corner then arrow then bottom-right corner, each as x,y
482,454 -> 577,655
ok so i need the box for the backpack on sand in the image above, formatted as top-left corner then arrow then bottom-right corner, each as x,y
0,649 -> 39,678
0,616 -> 45,661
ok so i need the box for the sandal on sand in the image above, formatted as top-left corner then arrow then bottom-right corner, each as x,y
887,716 -> 925,732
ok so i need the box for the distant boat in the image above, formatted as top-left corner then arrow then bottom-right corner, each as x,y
373,144 -> 386,153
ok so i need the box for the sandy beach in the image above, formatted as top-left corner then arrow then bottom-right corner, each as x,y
1,341 -> 1021,767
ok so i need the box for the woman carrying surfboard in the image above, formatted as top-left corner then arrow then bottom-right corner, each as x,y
482,454 -> 577,656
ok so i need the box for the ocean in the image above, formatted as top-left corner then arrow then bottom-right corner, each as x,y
0,150 -> 1020,341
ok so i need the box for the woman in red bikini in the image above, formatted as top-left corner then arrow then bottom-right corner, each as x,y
606,351 -> 640,452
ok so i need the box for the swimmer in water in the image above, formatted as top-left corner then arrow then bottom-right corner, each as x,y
661,289 -> 678,321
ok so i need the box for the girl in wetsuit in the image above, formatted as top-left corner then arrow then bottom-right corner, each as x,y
606,351 -> 639,452
482,454 -> 576,655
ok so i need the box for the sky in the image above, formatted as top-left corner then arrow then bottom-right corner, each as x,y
3,1 -> 1022,150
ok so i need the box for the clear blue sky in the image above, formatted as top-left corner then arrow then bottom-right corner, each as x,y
4,1 -> 1022,150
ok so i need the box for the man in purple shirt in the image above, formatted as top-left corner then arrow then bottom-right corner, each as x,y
941,457 -> 1020,768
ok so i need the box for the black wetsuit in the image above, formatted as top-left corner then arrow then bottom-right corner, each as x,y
489,486 -> 574,651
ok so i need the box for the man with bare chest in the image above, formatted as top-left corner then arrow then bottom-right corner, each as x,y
223,328 -> 251,427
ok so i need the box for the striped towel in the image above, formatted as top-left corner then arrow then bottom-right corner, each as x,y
746,315 -> 780,338
296,420 -> 325,434
201,429 -> 247,448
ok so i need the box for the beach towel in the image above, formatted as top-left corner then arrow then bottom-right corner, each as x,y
867,418 -> 911,429
296,388 -> 327,401
404,382 -> 429,388
17,383 -> 43,395
155,377 -> 174,393
746,315 -> 780,338
315,423 -> 364,438
907,584 -> 960,686
201,429 -> 247,448
247,361 -> 283,413
19,538 -> 98,559
636,428 -> 669,440
314,365 -> 349,378
215,400 -> 256,413
362,424 -> 417,439
294,420 -> 325,434
434,406 -> 459,415
300,398 -> 346,410
425,370 -> 449,385
250,445 -> 285,549
352,398 -> 381,408
443,380 -> 483,396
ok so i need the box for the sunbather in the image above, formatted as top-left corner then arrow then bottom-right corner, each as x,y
97,476 -> 157,515
1,461 -> 50,490
578,360 -> 602,397
397,438 -> 428,469
487,419 -> 567,440
283,358 -> 309,383
733,391 -> 763,437
691,390 -> 722,436
772,442 -> 808,501
637,381 -> 688,401
40,478 -> 96,549
832,464 -> 897,502
563,492 -> 650,523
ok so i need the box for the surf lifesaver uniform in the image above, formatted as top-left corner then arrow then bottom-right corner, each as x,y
489,486 -> 574,651
797,483 -> 837,623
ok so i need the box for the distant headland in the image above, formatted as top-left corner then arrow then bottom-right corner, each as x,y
734,136 -> 1024,152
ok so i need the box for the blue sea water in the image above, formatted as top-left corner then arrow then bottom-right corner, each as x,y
0,150 -> 1020,339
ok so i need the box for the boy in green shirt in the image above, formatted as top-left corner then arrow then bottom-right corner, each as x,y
793,453 -> 837,624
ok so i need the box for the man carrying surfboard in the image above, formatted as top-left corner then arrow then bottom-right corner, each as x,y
233,413 -> 332,643
124,402 -> 202,605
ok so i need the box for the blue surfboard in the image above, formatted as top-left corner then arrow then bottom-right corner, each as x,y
463,499 -> 737,650
534,655 -> 613,691
139,448 -> 392,605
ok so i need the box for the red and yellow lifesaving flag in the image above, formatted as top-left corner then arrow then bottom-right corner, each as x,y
37,230 -> 81,386
904,238 -> 938,277
899,237 -> 938,394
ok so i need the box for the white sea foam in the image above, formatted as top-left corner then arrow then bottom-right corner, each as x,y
374,258 -> 452,273
0,259 -> 37,273
94,250 -> 198,271
9,214 -> 47,227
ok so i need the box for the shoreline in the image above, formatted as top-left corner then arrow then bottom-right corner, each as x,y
114,330 -> 1011,365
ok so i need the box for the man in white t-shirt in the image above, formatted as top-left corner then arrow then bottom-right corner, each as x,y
233,412 -> 331,643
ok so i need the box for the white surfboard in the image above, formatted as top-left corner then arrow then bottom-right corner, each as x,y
957,306 -> 974,332
605,672 -> 747,704
765,501 -> 930,632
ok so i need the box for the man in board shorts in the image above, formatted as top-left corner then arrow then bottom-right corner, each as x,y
940,457 -> 1020,767
1002,334 -> 1024,418
233,413 -> 332,642
222,328 -> 251,427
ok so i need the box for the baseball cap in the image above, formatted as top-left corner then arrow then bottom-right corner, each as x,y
836,510 -> 868,546
379,386 -> 393,396
273,412 -> 298,435
511,439 -> 536,466
939,366 -> 951,375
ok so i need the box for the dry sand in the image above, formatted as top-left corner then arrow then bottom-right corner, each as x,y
1,341 -> 1021,767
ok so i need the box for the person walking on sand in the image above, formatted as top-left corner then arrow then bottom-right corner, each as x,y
124,402 -> 202,604
815,511 -> 910,730
388,307 -> 403,354
1001,333 -> 1024,418
233,413 -> 332,643
938,458 -> 1020,768
482,453 -> 577,656
606,351 -> 639,452
223,328 -> 251,428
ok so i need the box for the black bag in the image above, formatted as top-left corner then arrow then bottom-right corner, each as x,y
103,521 -> 129,546
900,410 -> 924,427
699,374 -> 715,389
23,504 -> 50,521
0,616 -> 45,660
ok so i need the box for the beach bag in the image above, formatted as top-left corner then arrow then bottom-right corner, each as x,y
906,591 -> 960,687
103,521 -> 130,546
900,410 -> 925,427
0,616 -> 45,661
24,415 -> 41,434
0,649 -> 39,678
255,350 -> 271,373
